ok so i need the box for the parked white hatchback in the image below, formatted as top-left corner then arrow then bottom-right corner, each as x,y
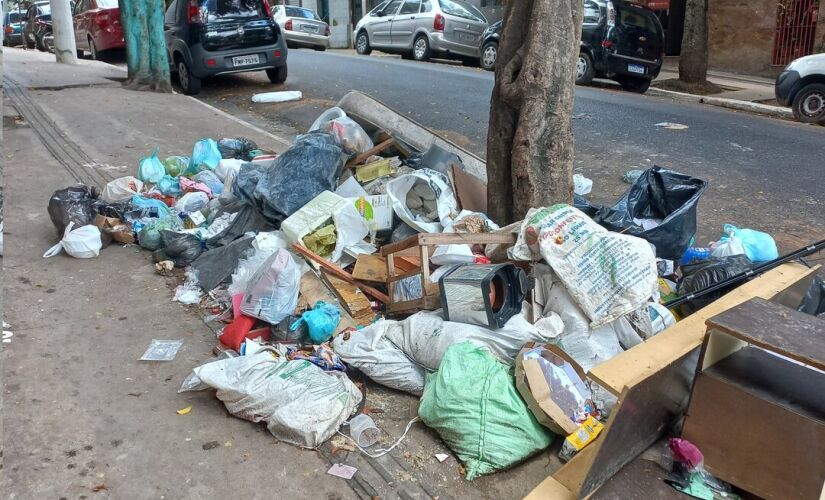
272,5 -> 330,51
775,52 -> 825,125
352,0 -> 488,64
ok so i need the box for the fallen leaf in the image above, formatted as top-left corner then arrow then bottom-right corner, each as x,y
177,406 -> 192,415
92,483 -> 107,492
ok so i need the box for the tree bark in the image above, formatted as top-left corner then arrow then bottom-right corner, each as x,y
485,0 -> 582,225
679,0 -> 709,84
120,0 -> 172,92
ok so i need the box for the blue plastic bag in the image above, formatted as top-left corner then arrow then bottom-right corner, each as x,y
131,195 -> 171,218
157,175 -> 182,196
138,148 -> 165,184
723,224 -> 778,263
291,301 -> 340,344
191,138 -> 221,170
193,170 -> 224,196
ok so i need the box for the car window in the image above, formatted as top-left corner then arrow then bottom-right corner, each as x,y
285,6 -> 318,19
165,0 -> 178,23
619,7 -> 658,33
77,0 -> 90,13
9,12 -> 23,23
368,1 -> 388,15
381,0 -> 403,16
420,0 -> 431,12
438,0 -> 485,22
96,0 -> 118,7
200,0 -> 266,21
583,0 -> 600,25
399,0 -> 420,15
39,4 -> 51,15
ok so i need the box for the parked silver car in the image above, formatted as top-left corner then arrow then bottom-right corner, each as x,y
353,0 -> 487,63
273,5 -> 330,51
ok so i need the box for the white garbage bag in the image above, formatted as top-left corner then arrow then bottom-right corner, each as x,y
43,222 -> 102,259
180,352 -> 362,448
240,248 -> 301,325
386,169 -> 459,233
511,205 -> 658,328
384,307 -> 554,371
331,320 -> 426,396
101,176 -> 144,203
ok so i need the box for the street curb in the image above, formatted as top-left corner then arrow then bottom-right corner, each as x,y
185,96 -> 294,151
647,87 -> 794,120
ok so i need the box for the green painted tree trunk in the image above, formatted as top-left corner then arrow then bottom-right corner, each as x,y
119,0 -> 172,92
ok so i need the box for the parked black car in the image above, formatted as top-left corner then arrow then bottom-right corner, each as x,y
164,0 -> 288,95
479,0 -> 663,93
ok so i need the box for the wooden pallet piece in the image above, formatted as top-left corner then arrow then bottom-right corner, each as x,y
321,270 -> 375,327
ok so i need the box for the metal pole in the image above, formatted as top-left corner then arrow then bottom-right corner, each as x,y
50,0 -> 77,64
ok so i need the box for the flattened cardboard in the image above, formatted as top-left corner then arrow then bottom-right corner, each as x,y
451,164 -> 487,213
515,342 -> 588,436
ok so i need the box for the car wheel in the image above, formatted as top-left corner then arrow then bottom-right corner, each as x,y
88,37 -> 99,60
177,59 -> 202,95
25,34 -> 35,49
617,76 -> 651,94
35,34 -> 46,51
413,35 -> 430,62
314,45 -> 326,51
266,66 -> 288,84
355,31 -> 371,55
791,83 -> 825,125
575,52 -> 595,85
480,41 -> 497,71
77,48 -> 84,58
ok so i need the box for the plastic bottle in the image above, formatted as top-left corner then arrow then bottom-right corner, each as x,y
680,247 -> 711,265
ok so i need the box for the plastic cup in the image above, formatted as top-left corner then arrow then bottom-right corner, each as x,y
349,414 -> 380,448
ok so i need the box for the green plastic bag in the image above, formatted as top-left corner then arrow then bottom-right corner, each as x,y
163,156 -> 190,177
138,217 -> 180,251
418,342 -> 555,480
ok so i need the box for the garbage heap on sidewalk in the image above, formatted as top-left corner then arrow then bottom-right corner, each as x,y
44,105 -> 817,493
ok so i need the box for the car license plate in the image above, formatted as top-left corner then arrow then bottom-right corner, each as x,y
301,25 -> 318,33
458,33 -> 475,42
628,63 -> 646,75
233,54 -> 260,67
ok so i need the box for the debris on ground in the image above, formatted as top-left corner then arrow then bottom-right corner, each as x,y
40,103 -> 825,498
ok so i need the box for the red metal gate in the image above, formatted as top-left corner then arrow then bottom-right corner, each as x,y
772,0 -> 820,66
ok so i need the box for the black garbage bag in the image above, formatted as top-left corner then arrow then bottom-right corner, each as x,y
47,185 -> 103,236
218,137 -> 259,161
192,235 -> 255,292
798,276 -> 825,317
574,166 -> 707,261
160,230 -> 204,268
677,255 -> 754,314
206,204 -> 275,249
232,132 -> 343,227
97,200 -> 133,220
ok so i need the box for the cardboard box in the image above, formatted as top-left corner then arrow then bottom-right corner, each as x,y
515,342 -> 592,435
94,215 -> 135,246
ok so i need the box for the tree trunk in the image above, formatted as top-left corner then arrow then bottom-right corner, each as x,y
119,0 -> 172,92
485,0 -> 582,225
679,0 -> 708,84
50,0 -> 78,64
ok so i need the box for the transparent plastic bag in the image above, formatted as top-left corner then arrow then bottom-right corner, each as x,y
319,116 -> 374,155
101,176 -> 144,203
140,339 -> 183,361
175,192 -> 209,213
240,248 -> 301,325
309,106 -> 347,132
193,170 -> 224,196
721,224 -> 778,263
137,148 -> 165,184
163,156 -> 190,177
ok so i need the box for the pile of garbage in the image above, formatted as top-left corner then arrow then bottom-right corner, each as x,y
43,106 -> 789,482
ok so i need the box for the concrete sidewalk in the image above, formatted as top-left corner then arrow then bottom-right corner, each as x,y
0,48 -> 555,499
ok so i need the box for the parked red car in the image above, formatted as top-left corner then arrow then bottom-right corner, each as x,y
73,0 -> 124,59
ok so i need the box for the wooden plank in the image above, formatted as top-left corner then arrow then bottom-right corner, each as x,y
321,270 -> 375,327
683,349 -> 825,500
299,271 -> 357,334
524,477 -> 576,500
345,137 -> 395,168
352,254 -> 388,283
588,263 -> 820,396
577,349 -> 700,498
291,243 -> 391,304
552,438 -> 600,493
379,232 -> 518,257
705,297 -> 825,371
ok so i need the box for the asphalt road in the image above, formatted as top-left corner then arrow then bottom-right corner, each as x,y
192,48 -> 825,248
